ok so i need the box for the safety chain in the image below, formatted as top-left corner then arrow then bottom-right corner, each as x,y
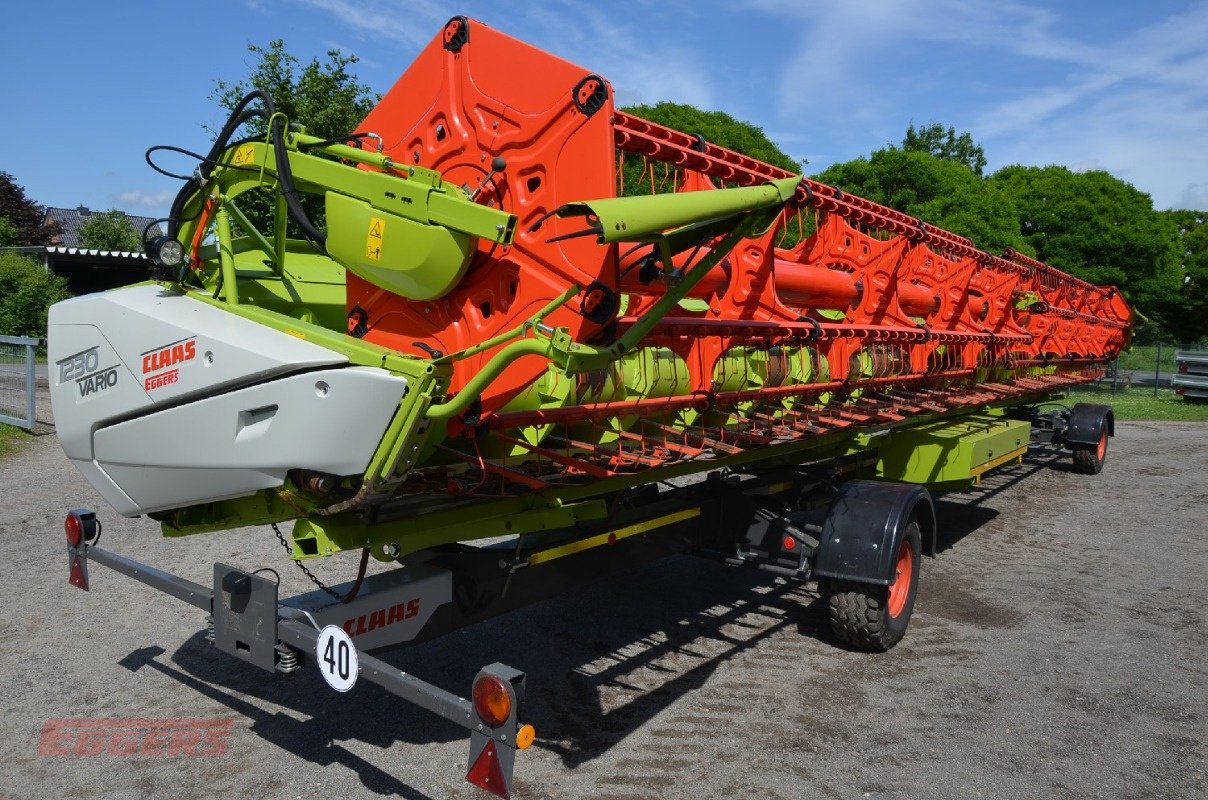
271,523 -> 346,601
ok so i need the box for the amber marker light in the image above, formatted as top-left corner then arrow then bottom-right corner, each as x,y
472,675 -> 512,727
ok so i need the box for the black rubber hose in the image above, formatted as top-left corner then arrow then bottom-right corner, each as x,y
160,90 -> 325,255
270,115 -> 327,252
166,90 -> 275,238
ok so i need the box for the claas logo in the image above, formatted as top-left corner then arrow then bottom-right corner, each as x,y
142,337 -> 197,374
343,598 -> 421,637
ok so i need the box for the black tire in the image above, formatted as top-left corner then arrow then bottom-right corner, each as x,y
1072,429 -> 1108,475
826,522 -> 922,652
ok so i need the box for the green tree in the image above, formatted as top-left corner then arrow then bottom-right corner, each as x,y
619,102 -> 801,196
0,253 -> 70,337
989,166 -> 1181,336
1160,209 -> 1208,343
0,172 -> 57,245
901,123 -> 987,176
815,148 -> 1026,253
210,40 -> 378,236
0,217 -> 17,246
78,209 -> 142,252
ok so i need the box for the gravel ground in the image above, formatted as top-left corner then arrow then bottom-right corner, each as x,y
0,417 -> 1204,800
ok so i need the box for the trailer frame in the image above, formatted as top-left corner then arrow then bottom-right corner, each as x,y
58,396 -> 1112,798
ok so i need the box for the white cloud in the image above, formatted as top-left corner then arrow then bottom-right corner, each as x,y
113,190 -> 175,209
971,5 -> 1208,208
295,0 -> 449,46
282,0 -> 1207,209
291,0 -> 716,110
511,2 -> 715,109
757,1 -> 1208,208
1177,184 -> 1208,211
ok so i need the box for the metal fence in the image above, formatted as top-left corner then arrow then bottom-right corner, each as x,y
0,335 -> 40,431
1109,342 -> 1206,396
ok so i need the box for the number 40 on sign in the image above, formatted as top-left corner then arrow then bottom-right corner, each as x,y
316,625 -> 359,692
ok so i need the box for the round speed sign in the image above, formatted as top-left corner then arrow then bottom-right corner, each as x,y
315,625 -> 359,692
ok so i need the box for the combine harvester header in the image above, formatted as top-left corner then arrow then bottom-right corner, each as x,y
50,17 -> 1130,798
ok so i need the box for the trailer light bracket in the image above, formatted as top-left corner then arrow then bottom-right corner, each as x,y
212,564 -> 280,673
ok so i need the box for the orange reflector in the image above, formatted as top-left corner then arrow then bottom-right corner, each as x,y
65,513 -> 83,548
466,738 -> 509,799
515,723 -> 536,750
473,675 -> 512,727
782,535 -> 796,551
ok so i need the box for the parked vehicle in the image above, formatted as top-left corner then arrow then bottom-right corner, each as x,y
1174,350 -> 1208,401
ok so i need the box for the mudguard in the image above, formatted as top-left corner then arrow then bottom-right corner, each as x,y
813,480 -> 935,585
1065,402 -> 1114,449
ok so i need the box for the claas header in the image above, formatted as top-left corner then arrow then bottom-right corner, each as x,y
50,18 -> 1128,797
50,16 -> 1130,560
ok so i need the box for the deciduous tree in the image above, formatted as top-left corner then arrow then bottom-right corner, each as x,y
1160,209 -> 1208,343
815,148 -> 1025,253
989,165 -> 1182,336
78,209 -> 142,252
0,172 -> 57,245
619,103 -> 800,197
209,40 -> 378,235
0,254 -> 70,337
901,122 -> 987,176
211,40 -> 377,141
0,217 -> 17,247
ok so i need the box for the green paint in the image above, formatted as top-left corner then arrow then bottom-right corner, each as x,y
155,487 -> 318,536
1014,291 -> 1040,310
178,137 -> 515,310
876,414 -> 1032,488
558,176 -> 800,243
289,497 -> 611,561
214,204 -> 240,305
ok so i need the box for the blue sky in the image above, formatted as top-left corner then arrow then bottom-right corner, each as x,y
5,1 -> 1206,220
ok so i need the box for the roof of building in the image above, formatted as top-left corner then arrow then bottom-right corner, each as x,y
42,205 -> 162,248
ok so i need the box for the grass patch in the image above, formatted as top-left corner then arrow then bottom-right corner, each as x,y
0,422 -> 29,459
1066,384 -> 1208,422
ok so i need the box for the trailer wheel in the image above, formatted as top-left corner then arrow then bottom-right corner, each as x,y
826,522 -> 921,652
1072,429 -> 1108,475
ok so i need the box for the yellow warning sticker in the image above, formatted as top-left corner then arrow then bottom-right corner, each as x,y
365,217 -> 385,261
232,144 -> 256,167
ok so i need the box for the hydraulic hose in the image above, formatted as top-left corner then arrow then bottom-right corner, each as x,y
270,115 -> 327,252
167,90 -> 276,238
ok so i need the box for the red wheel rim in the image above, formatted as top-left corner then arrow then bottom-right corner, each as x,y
1096,430 -> 1107,461
887,539 -> 913,618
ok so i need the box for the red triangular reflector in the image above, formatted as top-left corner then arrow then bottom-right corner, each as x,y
466,739 -> 508,799
69,555 -> 88,591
